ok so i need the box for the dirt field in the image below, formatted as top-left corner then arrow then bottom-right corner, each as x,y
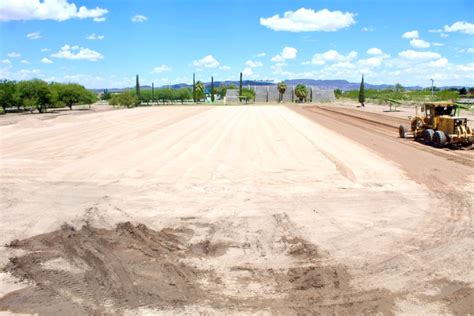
0,105 -> 472,314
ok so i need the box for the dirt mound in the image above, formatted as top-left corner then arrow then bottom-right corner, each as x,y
1,222 -> 206,314
0,220 -> 394,314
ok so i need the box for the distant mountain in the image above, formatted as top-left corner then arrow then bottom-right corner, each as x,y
89,79 -> 462,93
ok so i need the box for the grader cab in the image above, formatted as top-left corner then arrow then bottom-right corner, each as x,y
399,102 -> 473,148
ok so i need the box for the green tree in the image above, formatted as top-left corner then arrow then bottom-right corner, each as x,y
459,87 -> 467,95
101,89 -> 111,100
0,80 -> 19,113
81,90 -> 97,108
211,76 -> 215,102
52,83 -> 87,110
239,72 -> 243,101
241,88 -> 255,103
192,72 -> 196,102
135,74 -> 140,100
295,84 -> 308,102
277,81 -> 287,102
358,75 -> 366,107
334,88 -> 342,99
110,92 -> 139,108
394,83 -> 405,93
195,81 -> 205,101
17,79 -> 53,113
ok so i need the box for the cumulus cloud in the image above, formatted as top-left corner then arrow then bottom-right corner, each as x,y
361,26 -> 375,32
402,30 -> 419,39
260,8 -> 355,32
0,0 -> 108,22
1,59 -> 11,65
41,48 -> 49,52
245,60 -> 263,68
41,57 -> 53,64
255,52 -> 266,57
87,33 -> 104,40
398,50 -> 441,60
443,21 -> 474,35
410,38 -> 430,48
21,60 -> 30,64
440,33 -> 449,38
152,65 -> 172,73
27,31 -> 41,40
131,15 -> 147,23
193,55 -> 219,68
428,58 -> 448,67
311,50 -> 357,65
468,48 -> 474,53
51,44 -> 104,61
271,47 -> 297,62
219,65 -> 231,70
7,52 -> 21,58
242,67 -> 253,76
432,42 -> 444,47
366,48 -> 383,55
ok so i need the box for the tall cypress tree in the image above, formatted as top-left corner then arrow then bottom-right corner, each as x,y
358,74 -> 365,107
239,72 -> 243,101
135,74 -> 140,98
192,72 -> 196,103
211,76 -> 215,102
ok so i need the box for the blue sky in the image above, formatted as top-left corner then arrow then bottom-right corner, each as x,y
1,0 -> 473,88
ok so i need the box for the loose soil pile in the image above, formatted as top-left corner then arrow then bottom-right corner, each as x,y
1,221 -> 393,314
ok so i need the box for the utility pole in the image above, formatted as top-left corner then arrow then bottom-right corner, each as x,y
430,78 -> 434,97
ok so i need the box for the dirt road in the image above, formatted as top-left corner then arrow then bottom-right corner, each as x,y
0,105 -> 472,314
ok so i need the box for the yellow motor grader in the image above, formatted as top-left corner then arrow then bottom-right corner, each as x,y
399,102 -> 473,148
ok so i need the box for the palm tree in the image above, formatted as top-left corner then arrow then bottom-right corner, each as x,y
295,84 -> 308,102
277,81 -> 287,103
195,81 -> 205,102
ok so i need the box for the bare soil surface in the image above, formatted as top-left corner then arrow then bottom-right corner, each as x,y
0,105 -> 472,314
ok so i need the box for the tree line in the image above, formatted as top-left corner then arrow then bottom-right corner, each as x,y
0,79 -> 97,114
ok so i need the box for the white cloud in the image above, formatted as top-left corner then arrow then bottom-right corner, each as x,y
131,15 -> 147,23
1,59 -> 11,64
468,48 -> 474,53
271,47 -> 297,62
398,50 -> 441,60
456,62 -> 474,72
428,58 -> 448,67
0,0 -> 108,22
410,38 -> 430,48
440,33 -> 449,38
219,65 -> 231,70
21,60 -> 30,64
429,29 -> 442,33
193,55 -> 219,68
87,33 -> 104,40
41,48 -> 49,52
444,21 -> 474,35
51,44 -> 104,61
152,65 -> 171,73
41,57 -> 53,64
432,42 -> 444,47
366,48 -> 383,55
361,26 -> 375,32
7,52 -> 21,58
27,31 -> 41,40
402,30 -> 419,39
255,52 -> 266,57
311,50 -> 357,65
93,17 -> 106,22
242,67 -> 253,76
245,60 -> 263,68
260,8 -> 355,32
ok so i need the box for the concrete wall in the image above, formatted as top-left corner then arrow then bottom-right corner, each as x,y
225,86 -> 335,103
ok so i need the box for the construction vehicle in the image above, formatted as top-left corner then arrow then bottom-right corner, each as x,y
399,101 -> 473,148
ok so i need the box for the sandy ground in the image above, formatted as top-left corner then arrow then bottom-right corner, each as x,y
0,105 -> 472,314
